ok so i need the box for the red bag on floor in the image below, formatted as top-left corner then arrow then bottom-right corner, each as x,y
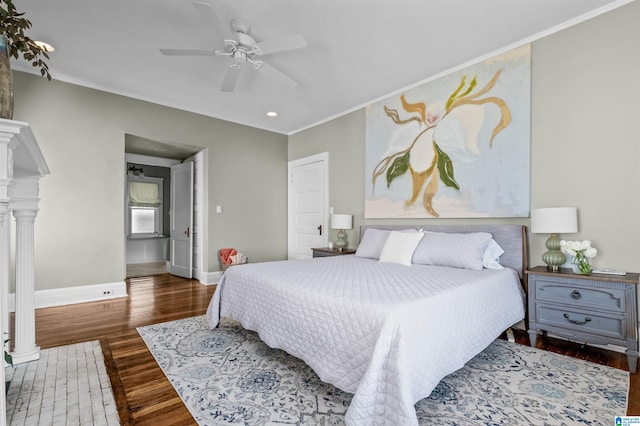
219,248 -> 238,265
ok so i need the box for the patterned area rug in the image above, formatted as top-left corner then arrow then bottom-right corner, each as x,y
138,316 -> 629,425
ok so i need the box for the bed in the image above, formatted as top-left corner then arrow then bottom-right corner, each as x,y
206,224 -> 527,425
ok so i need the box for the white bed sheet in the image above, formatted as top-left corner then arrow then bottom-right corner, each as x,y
206,255 -> 525,425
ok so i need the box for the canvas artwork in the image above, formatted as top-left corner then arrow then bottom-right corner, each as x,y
365,44 -> 531,218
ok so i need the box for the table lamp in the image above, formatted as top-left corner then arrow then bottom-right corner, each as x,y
330,214 -> 353,251
530,207 -> 578,272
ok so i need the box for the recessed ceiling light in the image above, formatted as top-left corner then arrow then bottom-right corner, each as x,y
266,111 -> 278,117
34,41 -> 55,52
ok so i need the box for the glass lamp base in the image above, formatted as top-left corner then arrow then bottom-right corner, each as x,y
542,233 -> 565,273
334,229 -> 347,251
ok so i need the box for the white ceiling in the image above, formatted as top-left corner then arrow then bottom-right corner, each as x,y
14,0 -> 632,136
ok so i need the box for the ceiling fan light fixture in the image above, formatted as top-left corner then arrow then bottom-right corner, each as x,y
160,2 -> 307,93
34,40 -> 55,52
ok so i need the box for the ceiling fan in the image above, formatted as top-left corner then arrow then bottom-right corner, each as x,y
160,1 -> 307,92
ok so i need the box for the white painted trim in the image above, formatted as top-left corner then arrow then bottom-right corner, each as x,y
186,150 -> 206,282
8,281 -> 127,312
125,153 -> 180,168
199,271 -> 222,286
287,152 -> 329,259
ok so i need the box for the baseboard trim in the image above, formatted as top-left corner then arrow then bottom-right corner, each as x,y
199,271 -> 222,286
8,281 -> 128,312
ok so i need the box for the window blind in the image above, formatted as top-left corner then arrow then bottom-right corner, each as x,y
129,181 -> 160,207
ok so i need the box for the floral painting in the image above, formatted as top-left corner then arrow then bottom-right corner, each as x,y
365,45 -> 530,218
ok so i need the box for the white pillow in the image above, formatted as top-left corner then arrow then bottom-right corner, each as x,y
378,231 -> 424,266
412,231 -> 492,270
483,239 -> 504,270
355,228 -> 418,259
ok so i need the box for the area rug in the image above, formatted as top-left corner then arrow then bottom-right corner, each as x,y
5,340 -> 119,425
138,316 -> 629,425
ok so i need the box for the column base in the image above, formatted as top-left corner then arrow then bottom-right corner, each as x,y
10,346 -> 40,365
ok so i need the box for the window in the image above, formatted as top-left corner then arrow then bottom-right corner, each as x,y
131,207 -> 156,234
127,177 -> 164,236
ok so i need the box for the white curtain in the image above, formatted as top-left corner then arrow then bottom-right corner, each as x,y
129,181 -> 160,207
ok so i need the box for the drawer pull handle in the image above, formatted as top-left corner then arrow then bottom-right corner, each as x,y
570,290 -> 582,299
563,313 -> 591,325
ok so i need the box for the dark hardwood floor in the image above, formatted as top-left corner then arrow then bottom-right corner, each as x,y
28,273 -> 638,424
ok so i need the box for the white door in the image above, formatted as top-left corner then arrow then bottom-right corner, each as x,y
170,162 -> 193,278
288,153 -> 328,259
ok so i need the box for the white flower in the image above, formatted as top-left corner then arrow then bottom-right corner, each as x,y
560,240 -> 597,258
583,247 -> 597,258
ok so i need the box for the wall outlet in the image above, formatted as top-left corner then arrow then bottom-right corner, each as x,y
103,290 -> 112,296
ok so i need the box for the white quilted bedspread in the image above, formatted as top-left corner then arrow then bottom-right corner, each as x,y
206,255 -> 525,425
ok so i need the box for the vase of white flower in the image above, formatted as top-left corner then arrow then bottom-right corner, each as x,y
560,240 -> 597,275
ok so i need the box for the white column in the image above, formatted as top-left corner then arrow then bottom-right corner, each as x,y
10,209 -> 40,364
0,204 -> 9,426
0,207 -> 9,345
0,120 -> 48,426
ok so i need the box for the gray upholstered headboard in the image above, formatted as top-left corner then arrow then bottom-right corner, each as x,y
360,224 -> 528,278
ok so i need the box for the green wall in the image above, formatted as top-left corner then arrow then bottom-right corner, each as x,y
12,74 -> 288,290
10,1 -> 640,293
289,1 -> 640,273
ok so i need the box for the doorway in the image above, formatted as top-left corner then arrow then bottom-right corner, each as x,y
287,152 -> 329,259
124,136 -> 204,279
125,158 -> 174,277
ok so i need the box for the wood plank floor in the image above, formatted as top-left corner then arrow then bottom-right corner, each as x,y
28,273 -> 638,425
33,274 -> 215,425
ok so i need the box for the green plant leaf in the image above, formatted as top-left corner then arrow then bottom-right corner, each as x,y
386,151 -> 410,188
4,337 -> 12,366
435,143 -> 459,189
0,0 -> 52,80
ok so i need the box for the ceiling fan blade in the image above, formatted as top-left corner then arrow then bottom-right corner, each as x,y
160,48 -> 216,56
259,61 -> 298,88
254,34 -> 307,55
192,1 -> 235,41
221,66 -> 241,92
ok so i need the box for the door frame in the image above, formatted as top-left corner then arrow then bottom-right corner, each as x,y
287,152 -> 329,259
124,152 -> 203,279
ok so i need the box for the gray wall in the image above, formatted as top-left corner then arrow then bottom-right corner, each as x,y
289,1 -> 640,273
12,74 -> 288,290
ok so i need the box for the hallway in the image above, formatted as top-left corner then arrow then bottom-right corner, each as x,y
125,262 -> 167,278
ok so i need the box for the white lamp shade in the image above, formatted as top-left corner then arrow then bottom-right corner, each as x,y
330,214 -> 353,230
530,207 -> 578,234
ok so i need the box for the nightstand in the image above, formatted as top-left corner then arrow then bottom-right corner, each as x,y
311,247 -> 356,258
526,266 -> 639,373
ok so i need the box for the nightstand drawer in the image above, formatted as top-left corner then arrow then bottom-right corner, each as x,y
536,305 -> 625,340
534,279 -> 626,314
526,266 -> 639,373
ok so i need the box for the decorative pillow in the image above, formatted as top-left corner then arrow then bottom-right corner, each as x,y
483,239 -> 505,270
355,228 -> 391,259
355,228 -> 418,259
378,231 -> 424,266
412,231 -> 492,270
